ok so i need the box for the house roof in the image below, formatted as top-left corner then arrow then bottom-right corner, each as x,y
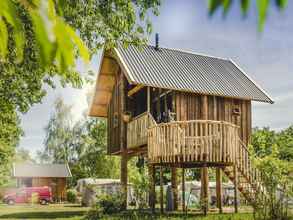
89,44 -> 273,117
13,163 -> 72,178
116,44 -> 273,104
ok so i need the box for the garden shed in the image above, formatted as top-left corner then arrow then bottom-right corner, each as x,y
13,163 -> 72,202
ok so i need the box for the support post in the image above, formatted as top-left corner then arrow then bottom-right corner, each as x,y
119,72 -> 128,210
233,165 -> 239,213
182,168 -> 186,212
148,164 -> 156,212
121,153 -> 128,210
147,86 -> 151,113
160,166 -> 164,213
216,168 -> 223,213
201,95 -> 209,215
201,166 -> 209,215
171,167 -> 178,210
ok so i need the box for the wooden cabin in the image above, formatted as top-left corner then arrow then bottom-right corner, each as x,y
89,43 -> 273,213
13,163 -> 72,202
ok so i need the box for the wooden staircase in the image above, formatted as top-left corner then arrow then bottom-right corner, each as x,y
222,139 -> 264,206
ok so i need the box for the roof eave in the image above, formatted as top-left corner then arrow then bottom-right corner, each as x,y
229,59 -> 274,104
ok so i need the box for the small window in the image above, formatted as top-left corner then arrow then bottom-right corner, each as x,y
114,112 -> 118,128
232,107 -> 241,115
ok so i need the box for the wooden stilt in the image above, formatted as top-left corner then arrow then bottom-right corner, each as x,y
201,95 -> 209,215
182,168 -> 186,212
201,166 -> 209,215
233,165 -> 239,213
120,153 -> 128,210
160,166 -> 164,213
148,164 -> 156,212
171,167 -> 178,210
216,168 -> 223,213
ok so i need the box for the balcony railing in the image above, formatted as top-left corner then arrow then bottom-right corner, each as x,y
127,112 -> 156,149
147,120 -> 240,164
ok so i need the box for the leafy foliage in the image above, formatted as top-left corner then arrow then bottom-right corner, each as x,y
208,0 -> 288,31
39,97 -> 120,186
0,106 -> 22,185
128,158 -> 149,209
61,0 -> 160,53
14,147 -> 35,163
251,126 -> 293,161
66,189 -> 78,203
0,0 -> 89,70
251,145 -> 293,220
0,0 -> 160,187
85,193 -> 125,219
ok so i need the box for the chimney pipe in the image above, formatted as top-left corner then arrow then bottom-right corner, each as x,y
155,33 -> 159,50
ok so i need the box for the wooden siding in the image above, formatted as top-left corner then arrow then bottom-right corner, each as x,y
107,69 -> 127,154
174,92 -> 251,145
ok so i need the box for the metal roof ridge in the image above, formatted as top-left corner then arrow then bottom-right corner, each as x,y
142,44 -> 230,61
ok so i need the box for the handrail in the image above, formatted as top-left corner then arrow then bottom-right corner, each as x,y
130,111 -> 148,121
148,120 -> 239,163
148,120 -> 240,129
127,112 -> 156,149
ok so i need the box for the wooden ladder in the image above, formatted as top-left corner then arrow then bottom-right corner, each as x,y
222,138 -> 265,207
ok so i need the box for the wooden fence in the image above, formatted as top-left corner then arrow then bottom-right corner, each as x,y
148,120 -> 240,164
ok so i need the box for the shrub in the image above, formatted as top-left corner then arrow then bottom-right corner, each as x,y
66,189 -> 77,203
98,193 -> 124,214
251,145 -> 293,220
84,193 -> 124,219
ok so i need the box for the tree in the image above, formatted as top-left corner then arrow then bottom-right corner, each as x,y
251,145 -> 293,220
40,97 -> 120,186
43,97 -> 74,163
14,147 -> 34,163
251,126 -> 293,162
251,127 -> 276,158
208,0 -> 288,31
0,0 -> 160,186
276,125 -> 293,162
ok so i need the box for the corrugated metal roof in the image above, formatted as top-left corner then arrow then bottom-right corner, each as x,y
115,44 -> 273,103
13,163 -> 72,178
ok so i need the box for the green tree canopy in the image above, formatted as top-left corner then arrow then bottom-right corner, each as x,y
209,0 -> 288,31
0,0 -> 160,186
39,97 -> 120,186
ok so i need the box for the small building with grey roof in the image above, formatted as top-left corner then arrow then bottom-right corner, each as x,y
13,163 -> 72,201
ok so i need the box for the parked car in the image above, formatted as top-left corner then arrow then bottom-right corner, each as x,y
3,186 -> 52,205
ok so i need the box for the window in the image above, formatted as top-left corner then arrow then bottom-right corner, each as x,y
114,112 -> 118,128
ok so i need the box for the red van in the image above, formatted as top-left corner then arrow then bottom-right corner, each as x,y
3,186 -> 52,205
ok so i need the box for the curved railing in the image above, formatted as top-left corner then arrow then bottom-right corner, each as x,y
147,120 -> 239,164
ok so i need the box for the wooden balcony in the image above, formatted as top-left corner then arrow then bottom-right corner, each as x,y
147,120 -> 240,164
127,112 -> 156,149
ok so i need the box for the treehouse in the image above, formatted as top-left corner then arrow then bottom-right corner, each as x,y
89,40 -> 273,213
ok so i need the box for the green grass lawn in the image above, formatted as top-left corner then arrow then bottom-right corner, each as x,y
0,204 -> 89,220
0,203 -> 254,220
0,203 -> 291,220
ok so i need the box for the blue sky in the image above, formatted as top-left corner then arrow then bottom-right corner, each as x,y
19,1 -> 293,156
